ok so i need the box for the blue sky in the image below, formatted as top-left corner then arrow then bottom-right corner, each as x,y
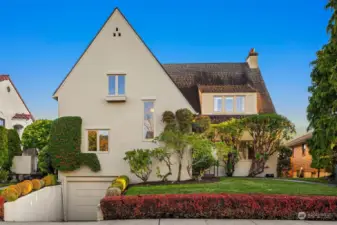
0,0 -> 331,134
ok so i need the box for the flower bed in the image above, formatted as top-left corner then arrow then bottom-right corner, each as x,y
100,193 -> 337,220
0,196 -> 4,220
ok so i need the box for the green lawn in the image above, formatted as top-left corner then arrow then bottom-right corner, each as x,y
126,177 -> 337,196
285,177 -> 330,184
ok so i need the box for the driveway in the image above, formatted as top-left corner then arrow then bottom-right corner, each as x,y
1,220 -> 336,225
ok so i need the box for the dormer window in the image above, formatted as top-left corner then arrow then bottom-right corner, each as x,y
213,95 -> 246,114
236,96 -> 245,112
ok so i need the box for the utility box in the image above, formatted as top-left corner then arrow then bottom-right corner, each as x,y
11,156 -> 32,174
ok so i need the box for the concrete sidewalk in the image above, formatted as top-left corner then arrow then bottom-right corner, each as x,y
1,219 -> 336,225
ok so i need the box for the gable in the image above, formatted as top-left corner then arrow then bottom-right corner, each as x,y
53,8 -> 194,113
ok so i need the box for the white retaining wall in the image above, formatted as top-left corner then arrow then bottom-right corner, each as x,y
4,185 -> 63,222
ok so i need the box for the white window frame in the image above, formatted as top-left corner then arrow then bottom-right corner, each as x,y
86,129 -> 109,153
212,95 -> 247,114
235,96 -> 245,113
108,74 -> 126,96
224,96 -> 234,113
213,96 -> 223,113
142,100 -> 155,141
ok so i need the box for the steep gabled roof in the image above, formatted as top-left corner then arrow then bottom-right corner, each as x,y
286,132 -> 313,148
163,63 -> 275,114
0,75 -> 35,121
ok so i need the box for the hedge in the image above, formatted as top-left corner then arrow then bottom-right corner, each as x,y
100,193 -> 337,220
0,196 -> 3,220
48,116 -> 100,172
0,127 -> 8,169
4,129 -> 21,170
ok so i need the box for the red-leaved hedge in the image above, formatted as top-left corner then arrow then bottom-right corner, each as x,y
100,193 -> 337,220
0,196 -> 4,221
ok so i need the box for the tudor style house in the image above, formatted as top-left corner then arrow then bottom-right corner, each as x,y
0,75 -> 33,135
53,8 -> 276,221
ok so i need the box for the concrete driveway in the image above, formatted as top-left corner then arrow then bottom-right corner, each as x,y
1,220 -> 336,225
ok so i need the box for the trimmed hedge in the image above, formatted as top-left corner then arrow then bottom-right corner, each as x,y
4,129 -> 21,170
49,116 -> 101,172
0,196 -> 3,221
0,127 -> 8,169
100,193 -> 337,220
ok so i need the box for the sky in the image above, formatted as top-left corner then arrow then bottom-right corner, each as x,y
0,0 -> 332,135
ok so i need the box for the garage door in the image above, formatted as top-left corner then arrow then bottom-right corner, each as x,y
67,181 -> 111,221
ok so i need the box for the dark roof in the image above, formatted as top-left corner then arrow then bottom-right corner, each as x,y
163,63 -> 275,114
198,84 -> 256,93
0,75 -> 35,121
286,132 -> 313,147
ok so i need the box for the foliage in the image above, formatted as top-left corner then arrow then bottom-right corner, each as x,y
276,146 -> 292,177
124,149 -> 153,182
21,119 -> 52,150
1,188 -> 18,202
106,187 -> 121,196
111,181 -> 124,190
214,142 -> 239,177
307,1 -> 337,176
0,170 -> 8,183
3,129 -> 21,171
48,117 -> 101,172
118,175 -> 130,185
152,147 -> 173,181
18,180 -> 33,196
0,196 -> 3,220
175,108 -> 194,133
115,178 -> 127,191
100,193 -> 337,220
43,174 -> 57,186
162,111 -> 176,131
8,185 -> 21,196
190,137 -> 215,178
32,179 -> 42,190
38,145 -> 54,174
0,127 -> 8,170
242,114 -> 295,177
193,115 -> 211,133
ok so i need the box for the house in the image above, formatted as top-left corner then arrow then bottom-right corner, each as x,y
286,132 -> 330,178
0,75 -> 37,174
53,8 -> 276,221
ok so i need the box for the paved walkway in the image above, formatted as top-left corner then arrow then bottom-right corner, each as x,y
1,220 -> 336,225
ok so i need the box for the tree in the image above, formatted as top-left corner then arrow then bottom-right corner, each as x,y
38,145 -> 54,174
0,127 -> 8,170
21,120 -> 52,150
152,147 -> 173,182
307,1 -> 337,175
242,114 -> 295,177
3,129 -> 21,171
124,149 -> 153,182
276,146 -> 292,177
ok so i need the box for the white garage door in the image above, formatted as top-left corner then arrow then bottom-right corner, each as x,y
67,181 -> 111,221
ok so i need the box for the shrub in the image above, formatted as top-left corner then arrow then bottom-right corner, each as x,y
1,188 -> 19,202
40,179 -> 45,188
101,194 -> 337,220
19,180 -> 33,196
8,185 -> 21,197
0,127 -> 8,170
38,145 -> 54,174
0,170 -> 8,183
4,129 -> 21,171
110,181 -> 124,191
80,153 -> 101,172
43,174 -> 56,186
106,187 -> 121,197
21,119 -> 52,150
115,178 -> 127,191
118,175 -> 130,186
0,196 -> 3,220
32,179 -> 42,190
124,149 -> 153,182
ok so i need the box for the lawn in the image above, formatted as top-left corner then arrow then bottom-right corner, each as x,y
126,177 -> 337,196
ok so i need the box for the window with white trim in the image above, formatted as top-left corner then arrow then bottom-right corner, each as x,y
0,118 -> 4,127
88,130 -> 109,152
213,96 -> 222,112
108,75 -> 125,95
143,101 -> 155,140
236,96 -> 245,112
225,97 -> 234,112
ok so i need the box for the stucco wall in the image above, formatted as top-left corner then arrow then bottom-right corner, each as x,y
11,156 -> 32,174
201,92 -> 257,115
56,9 -> 194,183
0,79 -> 33,129
4,185 -> 63,222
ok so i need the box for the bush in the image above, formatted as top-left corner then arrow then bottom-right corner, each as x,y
0,196 -> 3,220
19,180 -> 33,196
80,153 -> 101,172
38,145 -> 54,174
32,179 -> 42,190
21,119 -> 52,150
106,187 -> 121,196
124,149 -> 153,182
0,127 -> 8,170
110,181 -> 124,191
8,185 -> 21,196
118,175 -> 130,186
1,188 -> 19,202
4,129 -> 21,171
0,170 -> 8,183
43,174 -> 56,186
100,193 -> 337,220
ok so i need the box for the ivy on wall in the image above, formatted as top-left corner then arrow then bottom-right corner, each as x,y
48,116 -> 101,172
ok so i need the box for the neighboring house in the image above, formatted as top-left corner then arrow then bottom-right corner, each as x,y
286,132 -> 330,178
53,8 -> 276,221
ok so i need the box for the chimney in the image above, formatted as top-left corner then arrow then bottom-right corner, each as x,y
246,48 -> 258,69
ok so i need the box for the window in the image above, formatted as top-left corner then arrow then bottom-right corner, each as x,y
213,97 -> 222,112
88,130 -> 109,152
143,101 -> 155,140
108,75 -> 125,95
225,97 -> 234,112
302,144 -> 306,156
0,118 -> 4,127
236,96 -> 245,113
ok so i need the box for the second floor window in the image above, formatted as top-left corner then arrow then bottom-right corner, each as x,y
225,97 -> 234,112
88,130 -> 109,152
108,75 -> 125,95
214,97 -> 222,112
213,96 -> 247,113
0,118 -> 4,127
236,96 -> 245,112
302,144 -> 306,156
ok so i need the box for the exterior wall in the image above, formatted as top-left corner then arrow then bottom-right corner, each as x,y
289,144 -> 330,178
56,9 -> 194,183
201,92 -> 257,115
0,79 -> 33,129
4,185 -> 63,222
11,156 -> 32,174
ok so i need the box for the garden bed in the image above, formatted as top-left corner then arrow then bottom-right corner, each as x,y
128,177 -> 220,188
100,193 -> 337,220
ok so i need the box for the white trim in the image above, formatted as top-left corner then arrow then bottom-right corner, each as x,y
85,129 -> 110,154
107,74 -> 126,96
105,95 -> 127,102
141,96 -> 157,101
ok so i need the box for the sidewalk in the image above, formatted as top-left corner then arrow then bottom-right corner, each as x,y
1,219 -> 336,225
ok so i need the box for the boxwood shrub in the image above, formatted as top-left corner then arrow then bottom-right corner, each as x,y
4,129 -> 21,170
49,116 -> 100,172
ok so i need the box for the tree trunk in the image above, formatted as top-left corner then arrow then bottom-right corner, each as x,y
248,159 -> 266,177
177,158 -> 182,181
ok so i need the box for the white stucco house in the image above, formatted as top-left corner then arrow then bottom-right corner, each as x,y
52,8 -> 277,221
